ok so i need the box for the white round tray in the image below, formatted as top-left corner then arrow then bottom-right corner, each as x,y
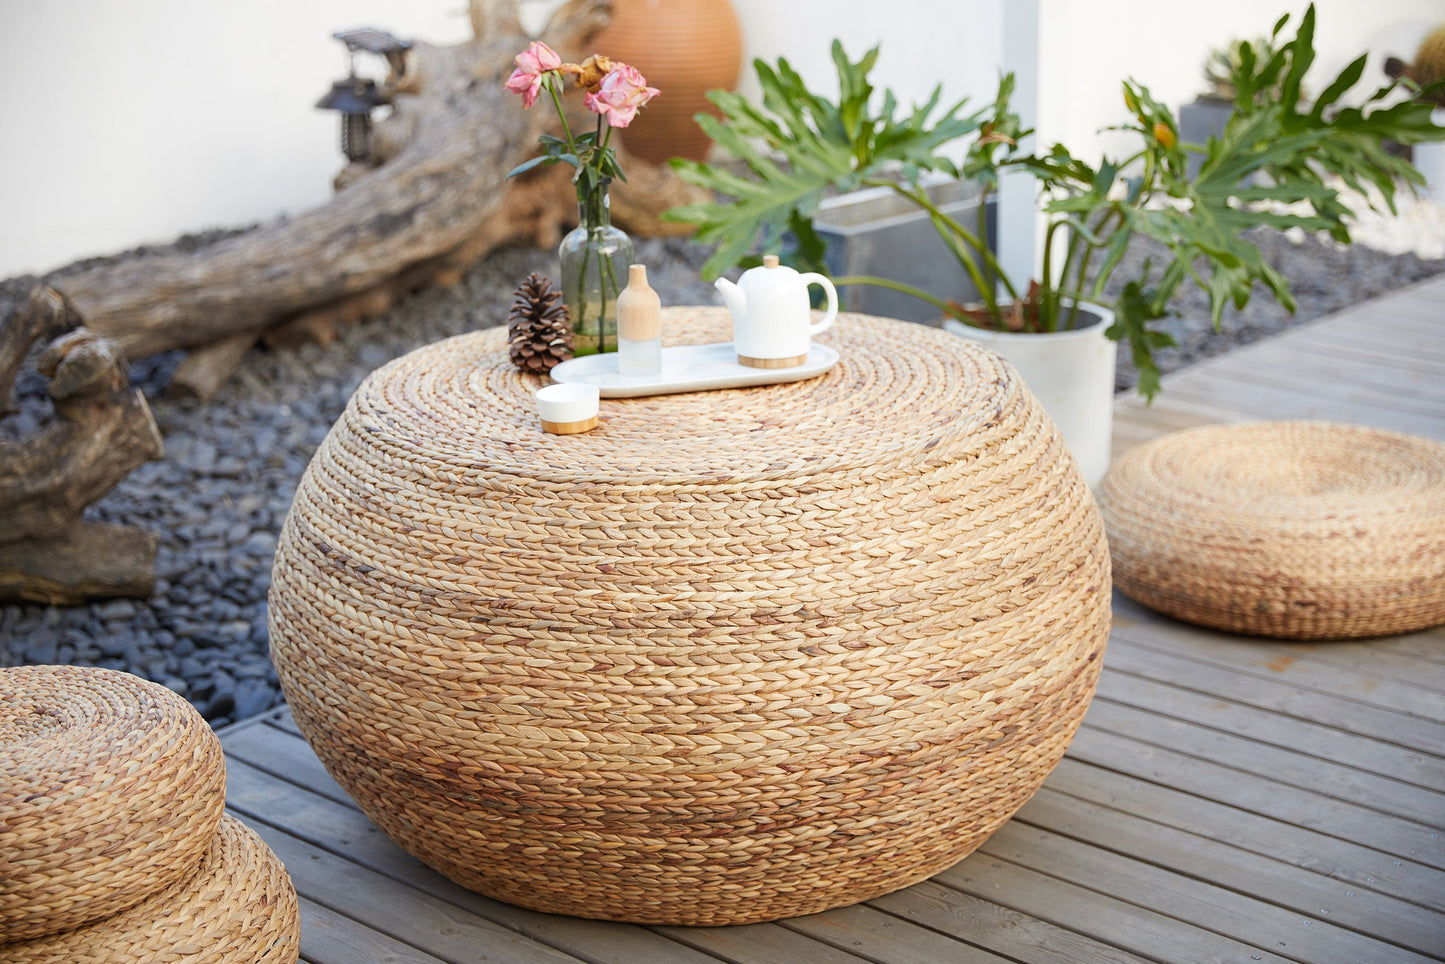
548,342 -> 839,398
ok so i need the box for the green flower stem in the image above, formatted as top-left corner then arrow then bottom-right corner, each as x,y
1072,205 -> 1131,328
863,178 -> 1017,316
976,181 -> 992,281
574,177 -> 625,354
1047,214 -> 1093,331
1061,224 -> 1093,331
546,77 -> 577,155
1041,215 -> 1063,329
833,274 -> 960,319
596,228 -> 624,355
573,230 -> 595,352
1081,207 -> 1125,300
599,118 -> 615,161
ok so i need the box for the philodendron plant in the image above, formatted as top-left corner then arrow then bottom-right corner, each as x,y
666,6 -> 1444,398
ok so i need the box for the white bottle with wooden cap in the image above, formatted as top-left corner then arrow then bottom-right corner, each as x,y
617,263 -> 662,376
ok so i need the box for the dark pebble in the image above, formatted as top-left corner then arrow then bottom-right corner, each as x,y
243,532 -> 278,557
23,632 -> 58,665
95,599 -> 137,621
204,687 -> 236,720
234,678 -> 275,719
96,634 -> 134,658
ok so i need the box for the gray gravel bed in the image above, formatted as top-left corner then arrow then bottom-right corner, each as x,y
0,230 -> 1440,727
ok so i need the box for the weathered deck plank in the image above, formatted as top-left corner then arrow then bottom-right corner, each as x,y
222,272 -> 1445,963
1015,788 -> 1445,956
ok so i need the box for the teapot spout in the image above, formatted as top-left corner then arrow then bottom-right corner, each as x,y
714,276 -> 747,321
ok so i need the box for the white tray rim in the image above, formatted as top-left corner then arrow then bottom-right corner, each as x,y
548,342 -> 839,398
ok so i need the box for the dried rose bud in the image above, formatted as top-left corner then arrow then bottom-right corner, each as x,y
976,122 -> 1015,148
562,54 -> 616,91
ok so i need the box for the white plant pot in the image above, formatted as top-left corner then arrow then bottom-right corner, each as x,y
944,302 -> 1117,488
1414,109 -> 1445,206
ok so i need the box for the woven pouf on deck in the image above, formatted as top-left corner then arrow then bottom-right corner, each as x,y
1098,420 -> 1445,639
0,665 -> 226,942
3,815 -> 300,964
269,308 -> 1112,925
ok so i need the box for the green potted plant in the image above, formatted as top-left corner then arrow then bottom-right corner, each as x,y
666,6 -> 1444,484
1178,33 -> 1286,179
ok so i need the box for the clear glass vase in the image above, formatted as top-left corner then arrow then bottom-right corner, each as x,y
559,179 -> 633,356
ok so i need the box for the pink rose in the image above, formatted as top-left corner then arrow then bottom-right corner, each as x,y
583,64 -> 659,128
504,41 -> 562,108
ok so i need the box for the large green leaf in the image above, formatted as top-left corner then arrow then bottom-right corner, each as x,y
663,44 -> 988,280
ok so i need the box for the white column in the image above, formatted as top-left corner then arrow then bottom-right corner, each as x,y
996,0 -> 1041,300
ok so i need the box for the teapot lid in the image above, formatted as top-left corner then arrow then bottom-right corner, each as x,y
763,254 -> 779,268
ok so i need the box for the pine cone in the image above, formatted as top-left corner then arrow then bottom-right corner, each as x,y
507,273 -> 574,374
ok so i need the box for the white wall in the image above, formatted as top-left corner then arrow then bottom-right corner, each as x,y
2,0 -> 1441,279
729,0 -> 1005,145
1030,0 -> 1444,167
732,0 -> 1442,167
0,1 -> 472,277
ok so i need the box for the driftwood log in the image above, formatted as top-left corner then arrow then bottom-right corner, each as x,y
46,0 -> 705,399
0,284 -> 81,415
0,290 -> 163,604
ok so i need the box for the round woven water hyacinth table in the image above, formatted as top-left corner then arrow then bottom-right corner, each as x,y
269,307 -> 1112,925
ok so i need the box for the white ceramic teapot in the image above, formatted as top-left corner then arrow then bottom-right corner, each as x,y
714,255 -> 838,368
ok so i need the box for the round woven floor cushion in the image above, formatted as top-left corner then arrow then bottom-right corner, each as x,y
0,665 -> 226,942
3,814 -> 299,964
1098,420 -> 1445,639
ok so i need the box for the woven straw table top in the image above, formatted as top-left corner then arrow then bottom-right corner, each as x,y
269,307 -> 1112,925
1099,420 -> 1445,639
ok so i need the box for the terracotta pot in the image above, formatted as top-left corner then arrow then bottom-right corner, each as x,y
592,0 -> 742,164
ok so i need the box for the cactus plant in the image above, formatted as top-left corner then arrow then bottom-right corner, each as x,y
1200,36 -> 1280,104
1408,25 -> 1445,106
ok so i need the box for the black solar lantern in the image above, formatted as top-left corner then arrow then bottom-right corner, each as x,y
315,28 -> 411,163
316,76 -> 386,162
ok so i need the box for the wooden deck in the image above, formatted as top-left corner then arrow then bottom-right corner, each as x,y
221,274 -> 1445,964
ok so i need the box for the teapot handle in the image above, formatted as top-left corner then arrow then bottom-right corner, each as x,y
798,273 -> 838,335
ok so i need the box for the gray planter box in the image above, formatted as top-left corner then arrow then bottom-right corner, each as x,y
1178,99 -> 1234,180
815,179 -> 995,324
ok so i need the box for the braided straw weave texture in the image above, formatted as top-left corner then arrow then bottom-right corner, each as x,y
0,665 -> 226,942
269,308 -> 1112,925
1099,420 -> 1445,639
3,815 -> 299,964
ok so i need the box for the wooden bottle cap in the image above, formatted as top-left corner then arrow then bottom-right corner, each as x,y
618,264 -> 661,341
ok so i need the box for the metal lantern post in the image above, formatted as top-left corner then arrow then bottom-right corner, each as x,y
314,28 -> 412,164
